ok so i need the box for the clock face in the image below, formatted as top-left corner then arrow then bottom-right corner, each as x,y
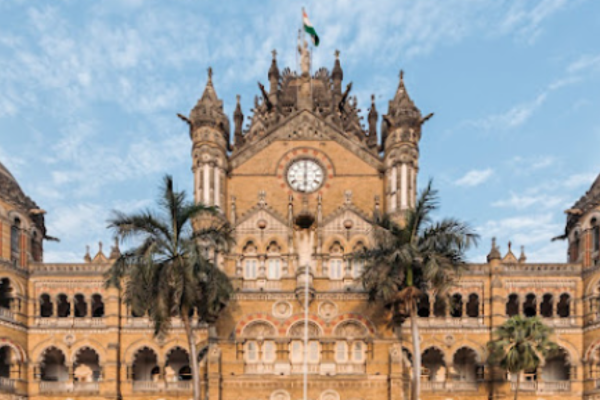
286,159 -> 324,193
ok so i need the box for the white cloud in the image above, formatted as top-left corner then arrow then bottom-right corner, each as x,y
567,54 -> 600,74
492,192 -> 565,210
455,168 -> 494,187
467,92 -> 548,131
497,0 -> 569,44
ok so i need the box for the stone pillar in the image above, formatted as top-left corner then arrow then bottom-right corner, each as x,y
390,166 -> 397,212
203,164 -> 210,205
400,163 -> 408,210
213,165 -> 220,207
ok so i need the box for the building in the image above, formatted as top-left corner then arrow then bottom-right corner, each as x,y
0,46 -> 600,400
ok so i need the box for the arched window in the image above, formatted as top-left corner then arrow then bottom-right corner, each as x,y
523,293 -> 537,317
56,294 -> 70,318
0,278 -> 13,310
165,347 -> 190,381
10,218 -> 20,264
352,342 -> 364,362
244,259 -> 258,279
74,347 -> 100,382
453,347 -> 478,381
336,341 -> 348,362
308,341 -> 319,363
592,218 -> 600,253
267,259 -> 281,280
91,295 -> 104,317
0,346 -> 14,378
466,294 -> 480,318
417,293 -> 430,318
506,294 -> 519,317
74,294 -> 87,318
557,293 -> 570,318
290,341 -> 303,363
246,342 -> 258,362
450,294 -> 463,318
540,294 -> 553,318
422,347 -> 445,382
352,259 -> 365,279
328,242 -> 345,280
263,341 -> 275,362
40,347 -> 68,382
40,294 -> 53,317
433,296 -> 446,317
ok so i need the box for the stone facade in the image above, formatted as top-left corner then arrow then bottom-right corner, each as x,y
1,49 -> 600,400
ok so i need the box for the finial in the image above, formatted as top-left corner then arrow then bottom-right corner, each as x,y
334,49 -> 340,59
84,245 -> 91,263
272,49 -> 277,60
492,237 -> 497,249
207,67 -> 213,81
400,70 -> 404,81
508,241 -> 512,252
519,246 -> 527,263
99,241 -> 103,253
371,94 -> 375,104
236,94 -> 241,104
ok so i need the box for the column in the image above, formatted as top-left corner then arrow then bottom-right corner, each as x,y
390,166 -> 397,212
400,163 -> 408,210
213,166 -> 220,207
194,168 -> 200,203
203,164 -> 210,205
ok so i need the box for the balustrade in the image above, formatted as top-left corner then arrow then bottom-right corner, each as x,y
509,381 -> 570,393
0,377 -> 15,392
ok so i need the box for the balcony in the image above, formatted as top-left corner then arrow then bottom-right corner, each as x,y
245,363 -> 275,374
0,377 -> 15,393
35,317 -> 105,328
421,381 -> 479,392
0,307 -> 15,321
510,381 -> 570,393
39,381 -> 100,394
336,363 -> 365,374
412,317 -> 485,328
166,381 -> 192,392
132,381 -> 161,392
291,364 -> 319,374
242,279 -> 282,291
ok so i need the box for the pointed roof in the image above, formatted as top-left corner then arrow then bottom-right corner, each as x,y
502,241 -> 518,263
189,67 -> 230,138
332,50 -> 343,81
387,70 -> 420,118
268,50 -> 279,80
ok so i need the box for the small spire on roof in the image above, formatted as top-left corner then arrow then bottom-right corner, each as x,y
519,246 -> 527,263
84,245 -> 91,263
486,237 -> 501,262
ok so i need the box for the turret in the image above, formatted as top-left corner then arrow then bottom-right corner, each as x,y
367,94 -> 378,149
382,70 -> 433,214
331,50 -> 343,96
268,50 -> 279,105
188,68 -> 230,209
233,95 -> 244,147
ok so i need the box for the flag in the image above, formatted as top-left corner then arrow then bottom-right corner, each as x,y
303,9 -> 320,47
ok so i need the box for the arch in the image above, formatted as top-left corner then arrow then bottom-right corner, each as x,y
278,313 -> 329,336
348,235 -> 370,250
333,320 -> 369,337
124,342 -> 163,366
265,237 -> 287,254
0,339 -> 26,364
417,292 -> 430,318
542,347 -> 570,381
234,313 -> 281,337
288,320 -> 323,337
131,346 -> 159,382
6,210 -> 30,230
320,389 -> 340,400
241,320 -> 277,338
540,293 -> 554,318
91,294 -> 104,317
433,295 -> 446,317
165,346 -> 190,381
240,239 -> 259,255
328,313 -> 377,335
0,278 -> 14,310
56,293 -> 70,318
73,293 -> 87,318
466,293 -> 480,318
523,293 -> 537,317
322,235 -> 348,255
452,346 -> 480,382
73,347 -> 101,382
70,341 -> 107,364
557,293 -> 571,318
270,389 -> 291,400
39,293 -> 53,317
450,293 -> 463,318
582,211 -> 600,230
0,275 -> 23,297
506,293 -> 519,317
39,346 -> 68,382
273,146 -> 337,176
422,346 -> 446,382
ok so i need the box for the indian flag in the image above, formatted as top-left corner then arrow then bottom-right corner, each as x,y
303,9 -> 320,47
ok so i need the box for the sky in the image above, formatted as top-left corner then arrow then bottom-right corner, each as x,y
0,0 -> 599,264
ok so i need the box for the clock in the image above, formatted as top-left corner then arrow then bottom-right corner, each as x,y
286,159 -> 324,193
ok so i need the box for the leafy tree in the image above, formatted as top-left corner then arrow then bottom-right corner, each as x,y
360,181 -> 478,400
487,315 -> 558,400
105,175 -> 234,400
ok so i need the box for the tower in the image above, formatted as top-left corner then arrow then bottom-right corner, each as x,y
382,71 -> 432,214
188,68 -> 230,209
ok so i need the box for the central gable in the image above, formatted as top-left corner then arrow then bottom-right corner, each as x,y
229,110 -> 382,171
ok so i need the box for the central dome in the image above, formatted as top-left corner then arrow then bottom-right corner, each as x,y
0,161 -> 17,184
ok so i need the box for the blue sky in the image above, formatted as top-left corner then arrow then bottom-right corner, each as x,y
1,0 -> 599,263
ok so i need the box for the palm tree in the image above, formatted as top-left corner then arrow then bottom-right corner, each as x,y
105,175 -> 234,400
360,181 -> 478,400
487,315 -> 557,400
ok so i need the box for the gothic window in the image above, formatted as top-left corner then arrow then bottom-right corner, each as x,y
56,294 -> 70,318
244,259 -> 258,279
40,347 -> 68,382
450,294 -> 463,318
263,341 -> 275,362
0,278 -> 12,310
506,294 -> 519,317
40,294 -> 53,317
352,342 -> 364,362
540,294 -> 553,318
73,347 -> 101,382
466,293 -> 480,318
593,218 -> 600,252
329,259 -> 343,280
523,293 -> 537,317
557,293 -> 570,318
10,218 -> 20,264
267,258 -> 281,280
132,348 -> 158,381
351,259 -> 365,279
336,341 -> 348,362
308,341 -> 319,363
74,294 -> 87,318
246,342 -> 258,362
290,341 -> 303,363
433,295 -> 446,317
91,294 -> 104,317
417,293 -> 430,318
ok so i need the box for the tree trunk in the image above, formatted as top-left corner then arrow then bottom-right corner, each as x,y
182,311 -> 201,400
514,372 -> 520,400
410,307 -> 421,400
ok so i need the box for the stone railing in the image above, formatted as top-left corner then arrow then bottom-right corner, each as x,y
35,317 -> 105,328
502,263 -> 581,275
413,317 -> 485,328
510,381 -> 570,392
166,381 -> 192,391
0,377 -> 15,392
336,363 -> 365,374
291,364 -> 319,374
73,381 -> 99,392
30,262 -> 111,275
132,381 -> 161,392
242,279 -> 283,291
421,381 -> 479,392
0,307 -> 14,321
245,363 -> 275,374
545,316 -> 577,327
39,380 -> 100,393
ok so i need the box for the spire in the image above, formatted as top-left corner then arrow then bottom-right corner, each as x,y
486,237 -> 501,262
332,49 -> 343,94
189,67 -> 230,141
503,241 -> 518,263
390,69 -> 419,117
268,49 -> 280,82
367,94 -> 378,149
519,245 -> 527,263
234,95 -> 244,146
109,237 -> 121,260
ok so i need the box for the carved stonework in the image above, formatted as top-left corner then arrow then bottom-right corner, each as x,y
272,301 -> 292,319
318,301 -> 338,320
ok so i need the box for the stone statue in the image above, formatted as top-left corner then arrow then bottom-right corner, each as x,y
164,365 -> 177,382
298,40 -> 310,77
74,364 -> 94,382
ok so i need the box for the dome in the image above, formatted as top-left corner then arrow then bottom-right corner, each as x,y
0,159 -> 37,212
0,161 -> 17,183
